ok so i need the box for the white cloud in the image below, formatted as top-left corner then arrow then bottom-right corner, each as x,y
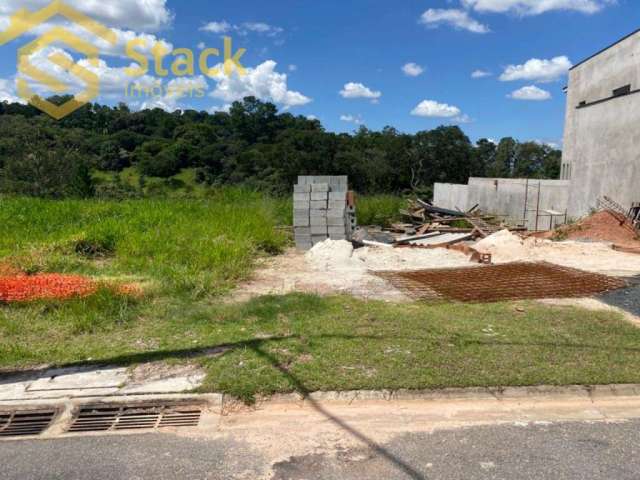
197,42 -> 206,50
471,69 -> 492,78
411,99 -> 461,118
209,60 -> 311,109
240,22 -> 283,37
0,0 -> 172,32
461,0 -> 613,16
340,114 -> 364,125
2,12 -> 174,60
288,65 -> 298,72
402,63 -> 425,77
200,21 -> 232,34
0,78 -> 23,103
14,46 -> 193,111
420,9 -> 490,34
200,20 -> 283,37
508,85 -> 552,100
535,139 -> 561,149
500,56 -> 572,82
140,75 -> 208,112
306,114 -> 318,121
339,82 -> 382,102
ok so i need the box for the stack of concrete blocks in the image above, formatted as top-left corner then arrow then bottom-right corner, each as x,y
294,176 -> 356,250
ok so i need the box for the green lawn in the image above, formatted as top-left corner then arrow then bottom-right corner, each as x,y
2,195 -> 639,403
2,292 -> 640,402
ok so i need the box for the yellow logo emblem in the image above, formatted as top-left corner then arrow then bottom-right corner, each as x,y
0,0 -> 116,119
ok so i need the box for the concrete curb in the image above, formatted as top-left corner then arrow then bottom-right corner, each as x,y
235,384 -> 640,409
4,384 -> 640,410
3,385 -> 640,441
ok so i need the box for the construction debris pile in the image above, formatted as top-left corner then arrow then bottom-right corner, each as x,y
240,189 -> 640,304
347,198 -> 530,263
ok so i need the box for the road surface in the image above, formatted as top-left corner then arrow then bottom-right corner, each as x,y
2,419 -> 640,479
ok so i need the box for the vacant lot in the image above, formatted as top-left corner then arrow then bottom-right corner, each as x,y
2,195 -> 640,402
0,190 -> 289,296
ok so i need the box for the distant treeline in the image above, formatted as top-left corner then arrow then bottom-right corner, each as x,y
0,96 -> 561,198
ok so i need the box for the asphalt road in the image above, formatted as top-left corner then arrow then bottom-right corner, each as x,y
599,277 -> 640,317
2,419 -> 640,480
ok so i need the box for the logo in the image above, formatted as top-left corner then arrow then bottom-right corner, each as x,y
0,0 -> 116,119
0,1 -> 248,120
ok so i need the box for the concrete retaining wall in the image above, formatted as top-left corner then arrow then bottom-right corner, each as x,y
434,178 -> 570,230
433,183 -> 469,212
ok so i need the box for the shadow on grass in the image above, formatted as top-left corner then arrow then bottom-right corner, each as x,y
0,334 -> 427,480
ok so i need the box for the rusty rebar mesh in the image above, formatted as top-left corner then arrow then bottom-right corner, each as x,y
374,262 -> 628,303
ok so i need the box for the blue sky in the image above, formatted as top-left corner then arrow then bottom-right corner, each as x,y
0,0 -> 637,145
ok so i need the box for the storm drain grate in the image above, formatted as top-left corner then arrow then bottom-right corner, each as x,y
67,402 -> 203,433
0,409 -> 57,437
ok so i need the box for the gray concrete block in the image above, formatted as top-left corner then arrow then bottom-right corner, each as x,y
329,191 -> 346,201
327,216 -> 345,226
298,176 -> 311,185
312,235 -> 328,244
311,225 -> 328,235
330,184 -> 348,193
310,209 -> 327,217
310,216 -> 327,226
294,209 -> 309,217
293,201 -> 310,209
295,240 -> 312,250
293,193 -> 310,202
313,176 -> 331,184
310,201 -> 327,210
311,192 -> 329,201
312,183 -> 330,193
328,201 -> 346,210
330,175 -> 348,185
330,233 -> 347,240
328,226 -> 346,235
294,217 -> 310,227
294,227 -> 311,235
294,184 -> 312,193
328,208 -> 346,217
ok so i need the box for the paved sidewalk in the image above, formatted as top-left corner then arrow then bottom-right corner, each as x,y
0,364 -> 205,401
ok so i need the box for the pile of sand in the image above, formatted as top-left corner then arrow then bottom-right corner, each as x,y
564,210 -> 640,249
475,229 -> 640,277
305,240 -> 471,272
474,230 -> 529,263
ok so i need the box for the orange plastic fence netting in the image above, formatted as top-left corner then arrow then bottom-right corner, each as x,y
0,274 -> 97,303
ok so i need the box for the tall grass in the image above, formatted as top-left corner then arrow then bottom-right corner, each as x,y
0,188 -> 288,296
356,194 -> 406,227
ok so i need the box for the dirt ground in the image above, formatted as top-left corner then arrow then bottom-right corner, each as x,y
564,210 -> 640,249
232,235 -> 640,311
231,243 -> 471,303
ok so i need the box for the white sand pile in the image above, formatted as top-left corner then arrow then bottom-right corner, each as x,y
305,240 -> 364,273
474,229 -> 640,277
305,240 -> 471,273
474,230 -> 529,263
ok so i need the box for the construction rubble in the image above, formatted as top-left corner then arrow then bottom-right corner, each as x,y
280,182 -> 640,304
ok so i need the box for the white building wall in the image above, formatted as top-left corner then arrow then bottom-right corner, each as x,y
563,30 -> 640,218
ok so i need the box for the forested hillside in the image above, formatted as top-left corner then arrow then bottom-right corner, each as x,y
0,96 -> 561,198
